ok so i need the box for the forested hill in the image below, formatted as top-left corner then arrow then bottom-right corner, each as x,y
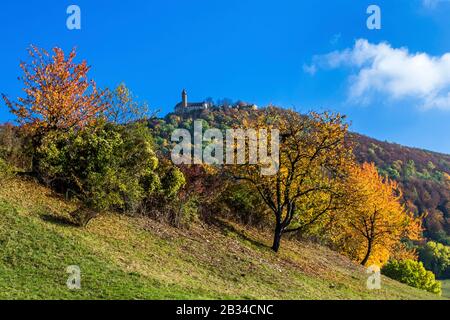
350,133 -> 450,243
151,107 -> 450,244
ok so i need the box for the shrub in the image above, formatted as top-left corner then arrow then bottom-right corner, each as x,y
36,121 -> 161,214
419,241 -> 450,279
0,124 -> 30,170
0,157 -> 14,181
169,195 -> 199,228
222,183 -> 270,227
382,259 -> 442,295
434,231 -> 450,246
35,120 -> 189,227
160,166 -> 186,199
145,194 -> 198,228
145,165 -> 195,228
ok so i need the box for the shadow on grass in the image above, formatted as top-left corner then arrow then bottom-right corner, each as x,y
40,214 -> 77,227
209,218 -> 269,250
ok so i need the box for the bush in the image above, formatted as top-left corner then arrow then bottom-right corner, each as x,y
0,157 -> 14,181
419,241 -> 450,279
434,231 -> 450,246
145,165 -> 196,228
36,121 -> 161,214
34,120 -> 188,227
222,183 -> 270,228
168,195 -> 199,228
145,194 -> 198,229
160,166 -> 186,199
0,124 -> 30,170
382,259 -> 442,295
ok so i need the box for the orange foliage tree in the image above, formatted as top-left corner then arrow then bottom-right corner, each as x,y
2,46 -> 106,136
330,162 -> 422,266
2,46 -> 107,172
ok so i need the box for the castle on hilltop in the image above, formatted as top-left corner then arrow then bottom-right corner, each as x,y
174,89 -> 258,114
174,89 -> 209,114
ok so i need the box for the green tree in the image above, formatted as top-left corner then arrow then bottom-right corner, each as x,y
419,241 -> 450,279
404,160 -> 417,180
102,83 -> 150,124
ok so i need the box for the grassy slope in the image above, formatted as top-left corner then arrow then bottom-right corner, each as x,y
442,280 -> 450,299
0,178 -> 444,300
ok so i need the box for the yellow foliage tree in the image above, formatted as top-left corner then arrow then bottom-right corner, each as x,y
443,173 -> 450,188
230,108 -> 353,252
331,162 -> 422,266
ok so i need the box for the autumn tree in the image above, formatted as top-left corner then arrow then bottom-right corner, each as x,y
2,46 -> 106,172
331,162 -> 422,266
102,83 -> 150,124
231,108 -> 352,252
444,173 -> 450,189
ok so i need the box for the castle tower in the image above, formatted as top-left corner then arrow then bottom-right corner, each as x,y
182,89 -> 188,108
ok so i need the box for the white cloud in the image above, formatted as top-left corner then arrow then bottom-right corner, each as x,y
305,39 -> 450,110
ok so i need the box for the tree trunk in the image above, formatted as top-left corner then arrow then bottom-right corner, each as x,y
272,222 -> 283,252
361,239 -> 373,266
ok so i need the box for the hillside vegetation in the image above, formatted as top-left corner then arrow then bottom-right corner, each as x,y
1,46 -> 448,300
0,177 -> 442,300
150,109 -> 450,245
352,134 -> 450,243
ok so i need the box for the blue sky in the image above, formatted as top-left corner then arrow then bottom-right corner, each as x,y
1,0 -> 450,153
